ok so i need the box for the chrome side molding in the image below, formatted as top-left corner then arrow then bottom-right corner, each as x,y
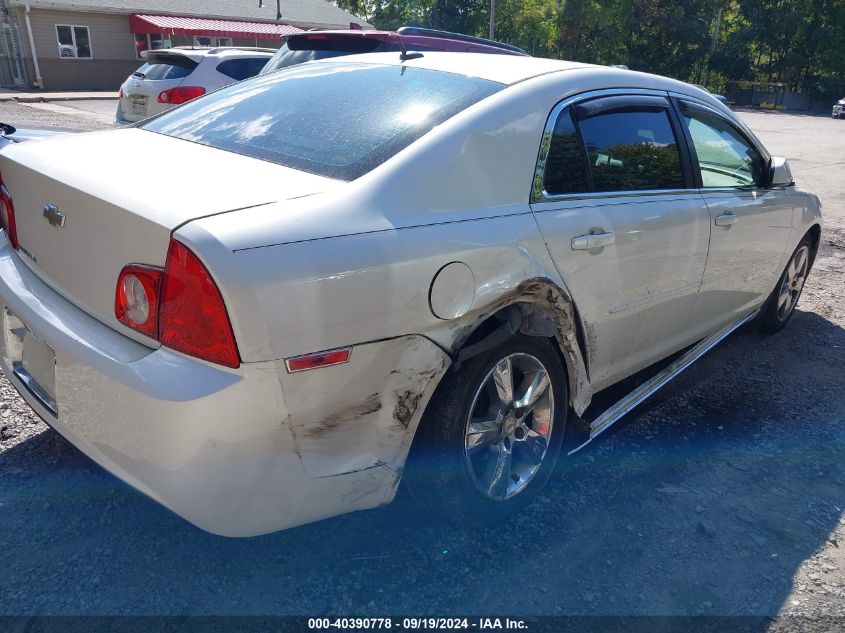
568,309 -> 760,455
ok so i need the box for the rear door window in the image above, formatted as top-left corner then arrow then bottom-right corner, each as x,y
143,62 -> 502,181
217,57 -> 272,81
139,55 -> 198,80
577,108 -> 684,192
542,107 -> 589,195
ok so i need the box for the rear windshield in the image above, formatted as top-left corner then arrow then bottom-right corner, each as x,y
136,55 -> 198,80
259,35 -> 446,75
142,62 -> 503,181
260,36 -> 388,74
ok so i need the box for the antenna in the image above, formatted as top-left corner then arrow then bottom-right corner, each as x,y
398,35 -> 423,62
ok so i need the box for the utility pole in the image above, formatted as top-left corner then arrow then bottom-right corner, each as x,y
489,0 -> 496,40
259,0 -> 282,20
702,7 -> 722,88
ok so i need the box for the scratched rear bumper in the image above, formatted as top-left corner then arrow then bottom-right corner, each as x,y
0,234 -> 450,536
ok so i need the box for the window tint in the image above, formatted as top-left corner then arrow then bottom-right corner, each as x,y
140,55 -> 198,80
217,58 -> 270,81
578,109 -> 684,192
144,62 -> 502,181
261,36 -> 387,74
682,109 -> 766,187
543,107 -> 589,195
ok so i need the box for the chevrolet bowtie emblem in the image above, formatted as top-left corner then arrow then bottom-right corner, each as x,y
43,204 -> 66,228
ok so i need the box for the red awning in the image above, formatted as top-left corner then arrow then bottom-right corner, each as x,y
129,14 -> 303,41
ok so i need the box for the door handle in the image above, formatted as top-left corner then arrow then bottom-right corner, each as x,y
714,212 -> 737,226
571,231 -> 615,251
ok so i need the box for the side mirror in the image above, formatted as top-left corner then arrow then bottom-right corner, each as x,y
769,156 -> 794,187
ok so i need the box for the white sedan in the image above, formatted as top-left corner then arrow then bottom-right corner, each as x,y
0,53 -> 822,536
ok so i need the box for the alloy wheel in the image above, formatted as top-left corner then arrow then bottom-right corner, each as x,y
776,245 -> 810,321
464,352 -> 554,501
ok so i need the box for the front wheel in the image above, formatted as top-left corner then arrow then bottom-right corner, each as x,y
759,237 -> 812,333
404,334 -> 567,526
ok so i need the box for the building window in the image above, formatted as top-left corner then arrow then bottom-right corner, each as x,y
135,33 -> 172,58
193,36 -> 233,47
56,25 -> 92,59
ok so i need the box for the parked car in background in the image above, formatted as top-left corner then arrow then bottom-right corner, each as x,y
115,47 -> 275,124
259,26 -> 527,74
693,84 -> 728,105
833,97 -> 845,118
0,53 -> 821,536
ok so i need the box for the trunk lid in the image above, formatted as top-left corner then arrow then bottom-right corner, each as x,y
0,127 -> 336,345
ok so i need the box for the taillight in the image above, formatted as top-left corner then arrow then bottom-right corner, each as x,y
157,86 -> 206,105
113,240 -> 240,368
115,265 -> 162,339
0,174 -> 19,250
159,240 -> 240,368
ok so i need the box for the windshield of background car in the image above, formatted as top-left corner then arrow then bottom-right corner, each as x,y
143,62 -> 503,181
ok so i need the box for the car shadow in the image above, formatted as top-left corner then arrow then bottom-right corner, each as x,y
0,308 -> 843,624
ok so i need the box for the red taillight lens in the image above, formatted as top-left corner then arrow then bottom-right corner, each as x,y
157,86 -> 206,105
159,240 -> 240,369
115,265 -> 162,339
0,174 -> 19,250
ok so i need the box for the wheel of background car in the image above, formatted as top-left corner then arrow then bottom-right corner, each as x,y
759,236 -> 813,334
404,333 -> 567,525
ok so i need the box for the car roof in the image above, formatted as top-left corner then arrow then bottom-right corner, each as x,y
307,51 -> 725,101
141,47 -> 275,63
286,28 -> 527,55
306,51 -> 597,85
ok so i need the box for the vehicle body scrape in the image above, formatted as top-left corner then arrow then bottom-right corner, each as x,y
277,335 -> 450,490
446,277 -> 592,416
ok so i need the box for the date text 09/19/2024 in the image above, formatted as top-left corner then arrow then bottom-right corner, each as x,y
307,618 -> 529,630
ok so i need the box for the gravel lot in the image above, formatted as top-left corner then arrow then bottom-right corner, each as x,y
0,104 -> 843,624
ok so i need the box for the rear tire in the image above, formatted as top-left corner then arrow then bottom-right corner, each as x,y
759,236 -> 813,334
404,334 -> 567,526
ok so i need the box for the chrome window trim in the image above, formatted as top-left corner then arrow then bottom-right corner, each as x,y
530,188 -> 702,206
532,88 -> 687,204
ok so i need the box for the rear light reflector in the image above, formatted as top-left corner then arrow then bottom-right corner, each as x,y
285,348 -> 351,373
0,174 -> 19,250
157,86 -> 206,105
159,240 -> 240,369
115,265 -> 162,339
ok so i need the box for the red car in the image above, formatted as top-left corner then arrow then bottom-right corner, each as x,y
259,26 -> 528,75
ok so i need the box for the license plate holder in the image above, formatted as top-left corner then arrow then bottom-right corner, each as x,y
131,97 -> 147,116
4,308 -> 57,416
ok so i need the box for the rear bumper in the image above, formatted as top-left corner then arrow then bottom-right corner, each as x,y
0,235 -> 449,535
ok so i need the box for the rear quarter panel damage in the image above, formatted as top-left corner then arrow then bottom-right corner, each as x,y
277,334 -> 449,484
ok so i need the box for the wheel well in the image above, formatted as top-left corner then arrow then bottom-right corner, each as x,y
807,224 -> 822,264
448,296 -> 591,414
807,224 -> 822,253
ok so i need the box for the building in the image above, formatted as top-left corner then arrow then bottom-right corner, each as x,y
0,0 -> 368,90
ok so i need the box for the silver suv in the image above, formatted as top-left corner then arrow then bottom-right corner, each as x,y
116,47 -> 275,124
